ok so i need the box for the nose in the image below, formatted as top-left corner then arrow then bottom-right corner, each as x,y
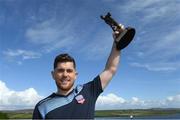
62,70 -> 68,77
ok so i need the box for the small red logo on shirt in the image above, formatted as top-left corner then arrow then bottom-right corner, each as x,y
75,95 -> 85,104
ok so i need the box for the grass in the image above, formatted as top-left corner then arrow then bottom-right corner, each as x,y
95,109 -> 180,118
0,108 -> 180,119
0,112 -> 9,119
0,111 -> 32,119
6,113 -> 32,119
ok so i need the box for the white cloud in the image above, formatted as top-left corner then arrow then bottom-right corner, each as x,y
130,62 -> 180,72
79,30 -> 113,60
0,80 -> 43,110
26,19 -> 61,45
130,26 -> 180,72
2,49 -> 41,65
1,80 -> 180,110
131,97 -> 144,105
124,0 -> 161,11
150,26 -> 180,58
164,95 -> 180,108
96,93 -> 180,110
97,93 -> 125,106
3,49 -> 41,60
25,12 -> 112,58
111,0 -> 180,72
145,26 -> 179,68
25,18 -> 82,53
119,0 -> 180,23
167,95 -> 180,103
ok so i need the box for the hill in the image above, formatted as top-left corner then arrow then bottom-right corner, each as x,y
0,108 -> 180,119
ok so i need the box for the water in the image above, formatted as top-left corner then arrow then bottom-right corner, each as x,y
95,113 -> 180,119
96,119 -> 179,120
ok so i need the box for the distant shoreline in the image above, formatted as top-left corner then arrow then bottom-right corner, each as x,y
95,108 -> 180,118
1,108 -> 180,119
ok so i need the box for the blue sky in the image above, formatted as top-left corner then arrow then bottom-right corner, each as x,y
0,0 -> 180,110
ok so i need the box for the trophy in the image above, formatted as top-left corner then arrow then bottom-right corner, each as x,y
101,12 -> 136,50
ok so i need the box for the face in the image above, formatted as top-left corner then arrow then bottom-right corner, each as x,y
52,62 -> 77,92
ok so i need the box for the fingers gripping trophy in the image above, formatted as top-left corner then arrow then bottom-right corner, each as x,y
101,12 -> 136,50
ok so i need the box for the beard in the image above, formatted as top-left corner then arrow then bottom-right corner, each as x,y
55,79 -> 75,92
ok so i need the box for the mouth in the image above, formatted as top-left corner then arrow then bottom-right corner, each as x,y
60,79 -> 70,85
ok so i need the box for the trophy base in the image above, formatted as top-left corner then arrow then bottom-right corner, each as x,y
115,27 -> 136,50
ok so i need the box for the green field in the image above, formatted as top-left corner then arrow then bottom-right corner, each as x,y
0,109 -> 33,119
0,108 -> 180,119
95,109 -> 180,118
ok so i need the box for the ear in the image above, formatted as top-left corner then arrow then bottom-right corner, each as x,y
75,71 -> 78,80
51,71 -> 55,80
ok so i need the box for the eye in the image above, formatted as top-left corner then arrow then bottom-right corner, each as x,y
67,69 -> 73,73
56,68 -> 64,73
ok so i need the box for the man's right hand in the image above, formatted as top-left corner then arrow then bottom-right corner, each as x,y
113,24 -> 135,50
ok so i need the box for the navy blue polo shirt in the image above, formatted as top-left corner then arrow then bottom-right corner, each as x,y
33,75 -> 103,119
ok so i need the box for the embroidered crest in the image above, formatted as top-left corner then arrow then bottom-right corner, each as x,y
75,95 -> 85,104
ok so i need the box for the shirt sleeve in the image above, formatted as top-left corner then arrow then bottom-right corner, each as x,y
84,75 -> 103,99
32,104 -> 42,119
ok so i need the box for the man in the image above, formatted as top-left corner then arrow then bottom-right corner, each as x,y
33,25 -> 128,119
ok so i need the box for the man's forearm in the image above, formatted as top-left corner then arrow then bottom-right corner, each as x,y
100,32 -> 121,89
104,42 -> 120,75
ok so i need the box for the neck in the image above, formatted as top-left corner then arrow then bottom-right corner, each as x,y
56,87 -> 74,96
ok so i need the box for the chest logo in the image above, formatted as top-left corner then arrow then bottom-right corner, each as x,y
75,95 -> 85,104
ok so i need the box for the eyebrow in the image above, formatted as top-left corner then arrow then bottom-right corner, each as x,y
55,68 -> 74,71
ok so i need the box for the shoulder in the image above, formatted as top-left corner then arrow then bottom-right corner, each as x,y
84,75 -> 101,87
83,75 -> 103,96
33,94 -> 54,119
35,93 -> 55,107
75,84 -> 83,94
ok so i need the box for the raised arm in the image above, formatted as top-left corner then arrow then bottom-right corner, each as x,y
100,31 -> 121,90
99,13 -> 135,90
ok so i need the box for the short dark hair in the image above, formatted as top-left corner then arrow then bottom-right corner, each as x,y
54,53 -> 76,69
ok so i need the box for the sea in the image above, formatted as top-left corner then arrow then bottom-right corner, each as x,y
95,113 -> 180,119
